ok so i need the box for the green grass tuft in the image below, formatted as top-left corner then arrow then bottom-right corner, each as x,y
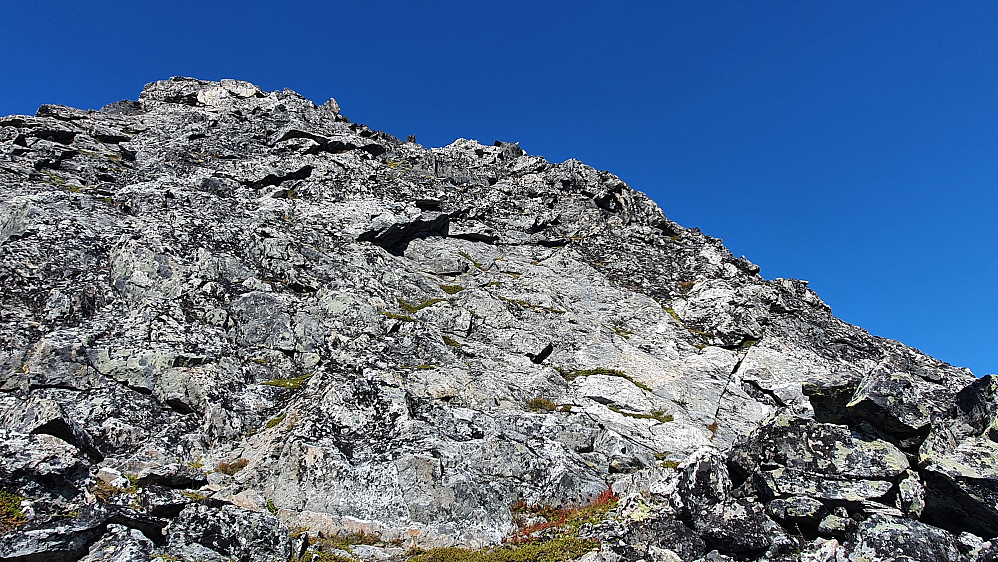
379,310 -> 417,322
663,307 -> 683,323
322,530 -> 382,552
215,458 -> 249,475
262,373 -> 312,390
555,367 -> 652,392
0,490 -> 26,531
409,536 -> 598,562
398,298 -> 447,313
527,397 -> 559,412
497,296 -> 565,314
608,406 -> 673,423
439,284 -> 465,295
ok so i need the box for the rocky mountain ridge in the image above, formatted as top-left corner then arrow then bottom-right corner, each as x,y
0,77 -> 995,561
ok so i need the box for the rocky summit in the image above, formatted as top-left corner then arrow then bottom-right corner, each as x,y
0,77 -> 995,562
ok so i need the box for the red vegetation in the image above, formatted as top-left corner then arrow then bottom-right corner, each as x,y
506,488 -> 618,544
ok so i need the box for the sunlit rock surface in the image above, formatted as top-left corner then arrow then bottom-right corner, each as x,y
0,77 -> 994,561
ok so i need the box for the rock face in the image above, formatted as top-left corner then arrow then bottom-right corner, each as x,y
0,76 -> 995,561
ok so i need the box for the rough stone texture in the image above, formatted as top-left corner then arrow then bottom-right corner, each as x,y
673,448 -> 731,524
624,516 -> 707,561
846,371 -> 936,435
697,499 -> 782,554
843,514 -> 962,562
729,414 -> 909,509
78,524 -> 156,562
0,504 -> 163,562
767,496 -> 828,532
0,77 -> 994,561
922,437 -> 998,538
165,503 -> 291,562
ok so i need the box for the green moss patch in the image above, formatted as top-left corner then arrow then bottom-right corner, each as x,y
379,310 -> 417,322
498,296 -> 565,314
663,307 -> 683,323
409,536 -> 597,562
262,373 -> 312,390
0,490 -> 26,532
459,251 -> 488,271
215,458 -> 249,475
323,530 -> 382,552
527,397 -> 558,412
604,324 -> 634,339
555,367 -> 652,392
409,490 -> 616,562
399,298 -> 446,313
608,406 -> 673,423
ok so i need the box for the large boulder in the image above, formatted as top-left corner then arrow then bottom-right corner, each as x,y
842,514 -> 962,562
0,505 -> 163,562
624,516 -> 707,561
164,503 -> 291,562
79,523 -> 156,562
729,414 -> 908,513
14,396 -> 103,462
697,499 -> 788,556
922,437 -> 998,539
673,448 -> 731,524
846,371 -> 935,436
0,430 -> 90,503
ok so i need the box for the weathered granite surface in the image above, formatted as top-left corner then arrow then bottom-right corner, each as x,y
0,77 -> 994,561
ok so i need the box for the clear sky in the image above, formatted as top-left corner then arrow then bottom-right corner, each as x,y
2,2 -> 995,376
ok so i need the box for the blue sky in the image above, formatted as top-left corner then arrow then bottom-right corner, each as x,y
2,2 -> 995,376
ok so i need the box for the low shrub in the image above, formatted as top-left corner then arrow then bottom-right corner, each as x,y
0,490 -> 26,531
215,458 -> 249,475
527,397 -> 558,412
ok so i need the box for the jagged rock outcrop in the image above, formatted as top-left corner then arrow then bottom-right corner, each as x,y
0,77 -> 995,561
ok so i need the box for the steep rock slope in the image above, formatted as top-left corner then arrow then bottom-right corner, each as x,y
0,77 -> 995,561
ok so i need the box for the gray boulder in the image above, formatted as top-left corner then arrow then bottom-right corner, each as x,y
14,396 -> 103,461
0,505 -> 163,562
922,437 -> 998,539
729,414 -> 908,513
79,524 -> 156,562
164,503 -> 291,562
843,514 -> 962,562
673,448 -> 731,524
846,371 -> 935,436
697,499 -> 784,555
